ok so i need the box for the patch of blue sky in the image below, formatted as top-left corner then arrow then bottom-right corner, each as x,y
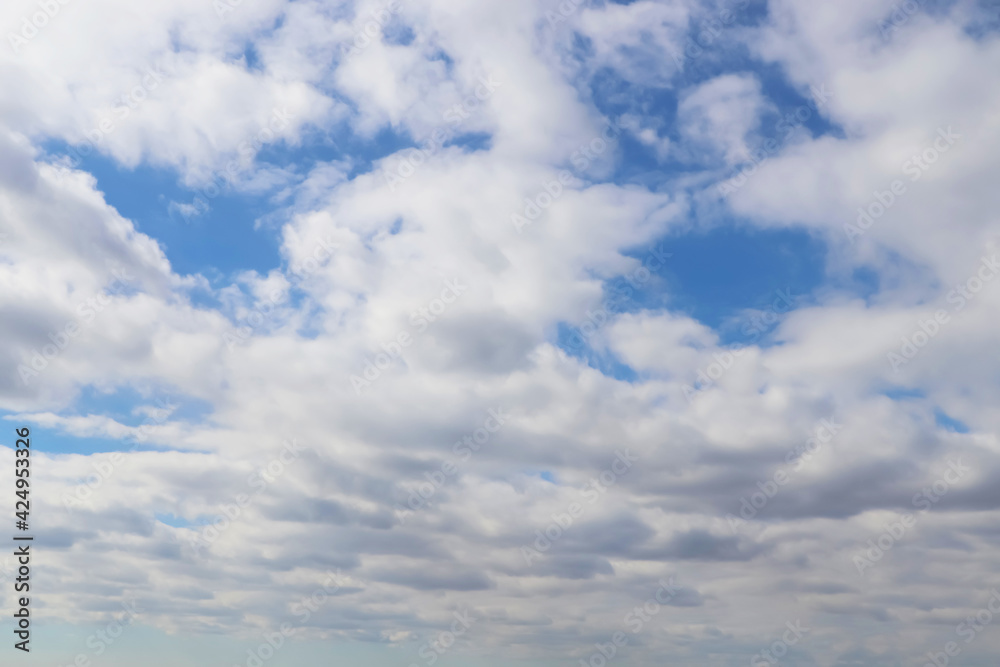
963,3 -> 1000,41
608,223 -> 880,353
257,121 -> 412,182
1,386 -> 211,455
154,512 -> 197,528
846,266 -> 882,303
443,132 -> 492,152
2,420 -> 130,456
577,19 -> 845,184
42,140 -> 284,280
934,408 -> 970,433
427,48 -> 455,70
292,307 -> 328,341
752,61 -> 843,140
554,322 -> 638,382
72,385 -> 213,427
41,115 -> 423,285
236,42 -> 263,72
0,417 -> 126,456
515,470 -> 558,484
37,55 -> 488,296
881,387 -> 927,401
551,224 -> 871,372
616,226 -> 826,331
382,21 -> 415,47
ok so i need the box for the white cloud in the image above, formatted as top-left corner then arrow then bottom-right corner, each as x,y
678,72 -> 770,165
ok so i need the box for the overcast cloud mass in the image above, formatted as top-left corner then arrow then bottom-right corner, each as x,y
1,0 -> 1000,665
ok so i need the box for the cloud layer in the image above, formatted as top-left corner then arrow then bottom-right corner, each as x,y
1,0 -> 999,665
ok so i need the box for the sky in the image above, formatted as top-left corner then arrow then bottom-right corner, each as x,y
0,0 -> 999,665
